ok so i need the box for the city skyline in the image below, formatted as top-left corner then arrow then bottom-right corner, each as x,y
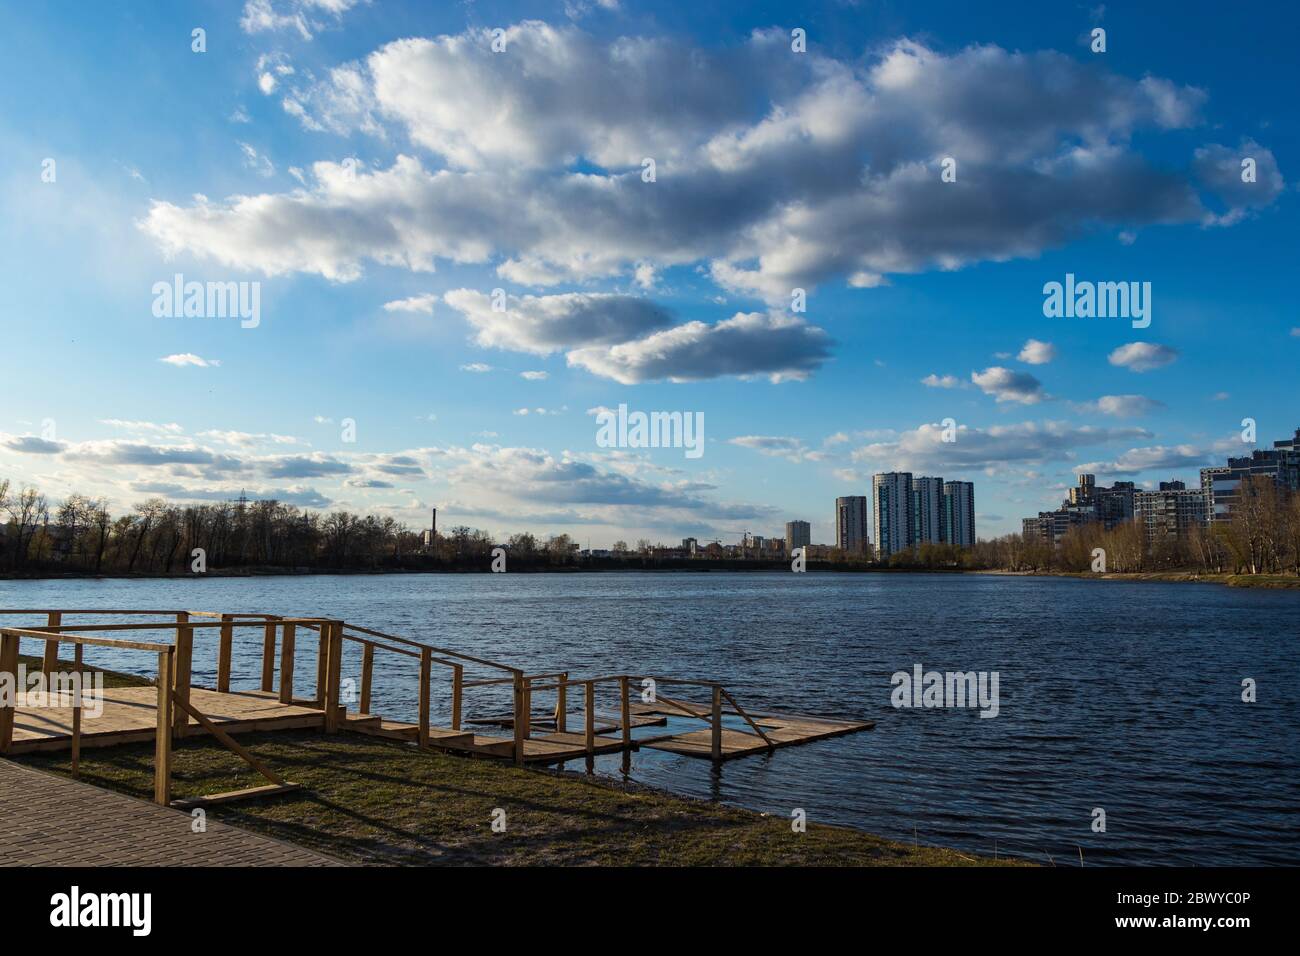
1,1 -> 1296,550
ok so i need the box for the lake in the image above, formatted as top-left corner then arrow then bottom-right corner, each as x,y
3,571 -> 1297,866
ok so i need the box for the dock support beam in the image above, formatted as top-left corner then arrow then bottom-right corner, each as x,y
217,614 -> 233,693
417,647 -> 431,748
0,630 -> 18,753
512,673 -> 525,765
620,676 -> 631,750
260,617 -> 278,692
711,685 -> 722,761
278,623 -> 296,704
322,621 -> 343,733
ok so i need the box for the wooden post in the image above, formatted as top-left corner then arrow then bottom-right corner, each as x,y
555,671 -> 568,733
71,643 -> 83,778
417,647 -> 431,748
585,681 -> 595,754
41,610 -> 62,679
711,685 -> 723,761
260,618 -> 277,692
0,630 -> 19,752
322,622 -> 343,733
359,642 -> 374,715
522,677 -> 532,740
451,665 -> 463,731
154,649 -> 173,805
217,614 -> 233,693
619,676 -> 631,750
278,623 -> 296,704
172,612 -> 193,738
512,673 -> 526,765
315,625 -> 328,705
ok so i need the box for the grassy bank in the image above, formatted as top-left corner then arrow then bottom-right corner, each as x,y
977,569 -> 1300,589
14,729 -> 1019,866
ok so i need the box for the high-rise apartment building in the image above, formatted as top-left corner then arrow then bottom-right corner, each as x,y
912,477 -> 944,545
785,520 -> 811,553
873,472 -> 913,559
1136,481 -> 1207,542
942,481 -> 976,547
1200,429 -> 1300,523
835,496 -> 869,554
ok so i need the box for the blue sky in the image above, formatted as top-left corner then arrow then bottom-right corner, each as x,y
1,0 -> 1296,547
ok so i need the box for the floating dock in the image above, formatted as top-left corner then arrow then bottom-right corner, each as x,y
0,608 -> 874,804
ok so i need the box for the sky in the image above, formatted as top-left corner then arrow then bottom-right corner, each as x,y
0,0 -> 1296,548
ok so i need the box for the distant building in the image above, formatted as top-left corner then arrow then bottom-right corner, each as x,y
873,472 -> 913,559
785,520 -> 811,553
421,508 -> 438,551
912,477 -> 944,545
942,481 -> 976,547
1201,428 -> 1300,523
1136,481 -> 1207,542
682,537 -> 698,555
835,496 -> 870,555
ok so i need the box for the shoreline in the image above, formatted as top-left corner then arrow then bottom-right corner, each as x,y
3,565 -> 1297,589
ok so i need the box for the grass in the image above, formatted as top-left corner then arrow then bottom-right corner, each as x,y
15,729 -> 1022,867
17,654 -> 154,689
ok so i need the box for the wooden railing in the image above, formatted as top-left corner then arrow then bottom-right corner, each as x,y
0,610 -> 776,775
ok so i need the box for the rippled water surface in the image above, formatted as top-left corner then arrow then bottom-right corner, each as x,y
4,572 -> 1298,865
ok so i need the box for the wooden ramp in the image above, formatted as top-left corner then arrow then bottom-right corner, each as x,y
5,687 -> 326,755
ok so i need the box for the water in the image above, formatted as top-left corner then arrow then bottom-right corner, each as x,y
4,572 -> 1297,866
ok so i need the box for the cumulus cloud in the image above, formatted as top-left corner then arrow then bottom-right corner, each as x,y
138,26 -> 1261,300
1074,444 -> 1218,476
1108,342 -> 1178,372
1072,394 -> 1164,417
1017,339 -> 1056,365
1193,139 -> 1287,226
567,311 -> 831,384
443,289 -> 672,354
1,434 -> 66,455
851,420 -> 1151,473
383,293 -> 438,314
727,435 -> 810,463
921,373 -> 960,388
240,0 -> 361,40
160,353 -> 220,368
971,366 -> 1047,404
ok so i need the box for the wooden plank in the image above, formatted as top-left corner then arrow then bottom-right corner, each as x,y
154,650 -> 173,805
279,623 -> 296,704
170,782 -> 301,810
216,614 -> 233,693
323,622 -> 343,733
555,671 -> 567,733
512,674 -> 525,765
315,625 -> 328,705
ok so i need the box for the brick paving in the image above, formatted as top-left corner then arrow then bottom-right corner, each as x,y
0,758 -> 342,866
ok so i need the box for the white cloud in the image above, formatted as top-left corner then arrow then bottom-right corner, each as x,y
1017,339 -> 1056,365
159,353 -> 220,368
382,293 -> 438,314
459,363 -> 493,373
1073,394 -> 1164,417
567,311 -> 831,384
921,373 -> 960,389
1108,342 -> 1179,372
727,435 -> 810,463
971,366 -> 1046,404
139,28 -> 1249,300
519,370 -> 549,380
443,289 -> 672,355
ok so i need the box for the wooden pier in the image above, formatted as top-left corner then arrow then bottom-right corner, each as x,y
0,608 -> 874,806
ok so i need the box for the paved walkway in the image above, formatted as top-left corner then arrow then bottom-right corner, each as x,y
0,758 -> 341,866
